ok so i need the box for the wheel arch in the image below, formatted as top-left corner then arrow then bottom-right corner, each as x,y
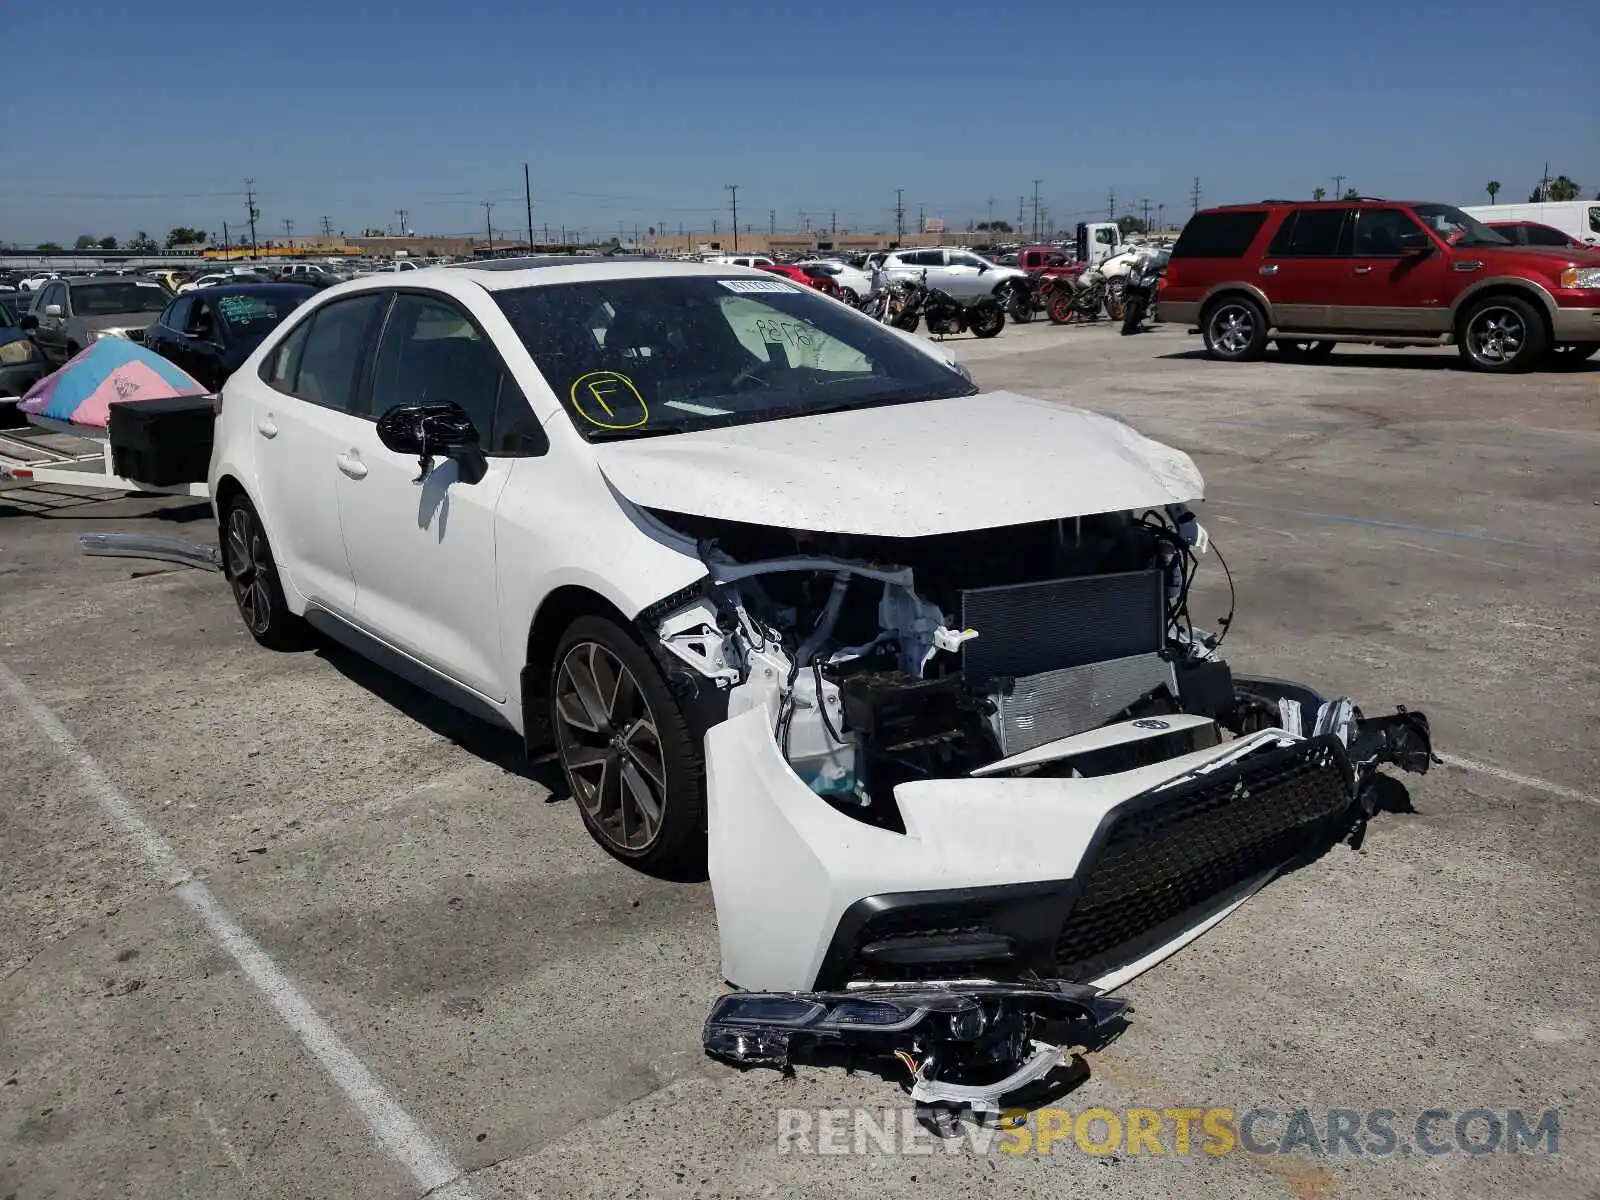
1449,277 -> 1557,341
211,474 -> 250,576
521,584 -> 637,752
1199,283 -> 1273,324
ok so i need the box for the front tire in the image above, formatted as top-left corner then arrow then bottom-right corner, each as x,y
1456,295 -> 1546,373
1120,297 -> 1146,335
1276,339 -> 1336,362
222,494 -> 308,650
891,311 -> 921,333
550,615 -> 705,878
1203,296 -> 1269,361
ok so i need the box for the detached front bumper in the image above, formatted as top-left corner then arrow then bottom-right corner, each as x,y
707,689 -> 1431,997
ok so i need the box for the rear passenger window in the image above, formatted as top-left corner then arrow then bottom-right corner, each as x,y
261,295 -> 383,411
1267,209 -> 1350,257
1170,211 -> 1268,258
1524,225 -> 1568,247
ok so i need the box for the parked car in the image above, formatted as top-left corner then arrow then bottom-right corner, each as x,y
880,248 -> 1029,303
1158,199 -> 1600,371
1486,220 -> 1586,250
0,295 -> 48,399
207,257 -> 1432,1018
19,276 -> 173,366
144,282 -> 316,391
704,254 -> 774,268
793,258 -> 871,300
180,269 -> 272,294
276,262 -> 346,286
1461,200 -> 1600,248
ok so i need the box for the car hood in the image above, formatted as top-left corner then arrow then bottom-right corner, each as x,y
592,390 -> 1203,537
73,313 -> 158,331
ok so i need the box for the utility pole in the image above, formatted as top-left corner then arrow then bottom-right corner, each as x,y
895,188 -> 905,244
768,209 -> 775,235
987,195 -> 995,227
1107,190 -> 1115,221
1018,196 -> 1025,229
1141,199 -> 1151,230
523,162 -> 534,250
481,201 -> 494,255
394,208 -> 408,236
831,210 -> 836,234
918,203 -> 925,234
282,218 -> 294,241
1190,176 -> 1201,213
245,178 -> 259,260
320,215 -> 333,238
1157,203 -> 1165,232
1031,179 -> 1041,242
223,220 -> 230,255
725,184 -> 739,251
1332,175 -> 1345,200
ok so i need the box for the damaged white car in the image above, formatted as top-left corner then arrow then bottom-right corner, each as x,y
211,258 -> 1433,1104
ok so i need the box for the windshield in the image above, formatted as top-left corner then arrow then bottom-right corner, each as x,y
1410,204 -> 1509,247
215,291 -> 307,345
494,275 -> 975,441
71,280 -> 172,316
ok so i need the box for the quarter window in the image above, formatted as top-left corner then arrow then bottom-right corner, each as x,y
1171,210 -> 1269,258
1523,224 -> 1569,247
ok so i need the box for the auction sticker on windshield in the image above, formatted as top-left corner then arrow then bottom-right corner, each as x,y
717,279 -> 800,294
570,370 -> 649,430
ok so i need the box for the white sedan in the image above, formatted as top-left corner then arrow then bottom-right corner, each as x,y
793,258 -> 871,300
209,258 -> 1432,1027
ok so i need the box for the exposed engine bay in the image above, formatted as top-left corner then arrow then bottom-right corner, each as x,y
639,501 -> 1435,1110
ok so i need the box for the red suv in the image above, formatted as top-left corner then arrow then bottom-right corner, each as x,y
1159,199 -> 1600,371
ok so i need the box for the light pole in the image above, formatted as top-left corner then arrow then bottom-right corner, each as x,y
725,184 -> 739,251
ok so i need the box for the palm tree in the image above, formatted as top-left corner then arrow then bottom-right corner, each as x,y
1312,187 -> 1326,201
1486,180 -> 1500,203
1546,175 -> 1580,202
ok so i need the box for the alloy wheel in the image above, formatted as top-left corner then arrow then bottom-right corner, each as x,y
1210,304 -> 1255,356
554,641 -> 667,853
1466,306 -> 1524,366
226,505 -> 274,636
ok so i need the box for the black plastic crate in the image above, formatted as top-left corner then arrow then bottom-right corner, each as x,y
108,395 -> 215,486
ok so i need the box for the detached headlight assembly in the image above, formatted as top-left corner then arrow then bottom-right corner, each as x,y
1559,266 -> 1600,289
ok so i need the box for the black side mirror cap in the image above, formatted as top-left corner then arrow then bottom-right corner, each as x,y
377,401 -> 482,479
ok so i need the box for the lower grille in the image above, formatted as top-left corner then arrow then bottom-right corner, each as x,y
1054,736 -> 1353,980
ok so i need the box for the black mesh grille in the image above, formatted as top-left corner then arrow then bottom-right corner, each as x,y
1055,736 -> 1353,979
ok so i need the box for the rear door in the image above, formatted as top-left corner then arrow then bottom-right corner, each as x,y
251,293 -> 387,614
1337,207 -> 1453,333
1255,208 -> 1353,330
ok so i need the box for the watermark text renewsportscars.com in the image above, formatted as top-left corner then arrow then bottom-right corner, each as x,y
776,1106 -> 1560,1158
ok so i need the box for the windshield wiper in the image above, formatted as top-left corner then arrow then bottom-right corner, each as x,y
584,424 -> 683,442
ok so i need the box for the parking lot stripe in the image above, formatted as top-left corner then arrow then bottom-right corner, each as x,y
0,661 -> 481,1200
1438,752 -> 1597,808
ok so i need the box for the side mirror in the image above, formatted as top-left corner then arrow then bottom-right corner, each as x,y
376,401 -> 482,482
43,303 -> 62,317
19,313 -> 38,330
977,263 -> 989,273
1397,231 -> 1431,256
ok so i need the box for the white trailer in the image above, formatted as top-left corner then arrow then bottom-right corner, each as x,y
0,414 -> 210,499
1461,200 -> 1600,247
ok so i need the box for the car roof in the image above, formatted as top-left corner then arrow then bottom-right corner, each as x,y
436,256 -> 771,291
193,283 -> 317,299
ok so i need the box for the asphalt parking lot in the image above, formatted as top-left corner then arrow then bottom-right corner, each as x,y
2,322 -> 1596,1199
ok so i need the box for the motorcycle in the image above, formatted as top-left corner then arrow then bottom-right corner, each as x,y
1119,250 -> 1167,335
1000,275 -> 1039,323
896,272 -> 1006,338
1046,265 -> 1112,325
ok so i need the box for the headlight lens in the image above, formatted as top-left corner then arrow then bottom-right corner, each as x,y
88,327 -> 128,342
0,338 -> 39,365
1559,267 -> 1600,289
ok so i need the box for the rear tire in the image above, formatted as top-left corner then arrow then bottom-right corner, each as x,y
222,494 -> 309,650
969,305 -> 1005,338
550,614 -> 706,879
1276,339 -> 1336,362
1047,290 -> 1075,325
1456,294 -> 1546,373
1202,296 -> 1269,362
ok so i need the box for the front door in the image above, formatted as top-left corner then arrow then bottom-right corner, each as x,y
940,251 -> 994,301
334,291 -> 512,702
1255,207 -> 1354,331
251,293 -> 388,614
1336,208 -> 1454,334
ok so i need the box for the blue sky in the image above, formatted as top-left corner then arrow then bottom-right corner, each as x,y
4,0 -> 1596,245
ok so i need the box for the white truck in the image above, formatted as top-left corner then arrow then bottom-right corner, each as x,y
1461,200 -> 1600,247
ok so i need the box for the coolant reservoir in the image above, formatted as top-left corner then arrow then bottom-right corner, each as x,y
785,671 -> 858,796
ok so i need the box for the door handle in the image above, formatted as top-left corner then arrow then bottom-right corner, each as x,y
336,452 -> 368,480
255,416 -> 278,438
1353,265 -> 1373,274
1257,264 -> 1278,275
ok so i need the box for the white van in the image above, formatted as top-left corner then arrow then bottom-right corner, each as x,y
1461,200 -> 1600,247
